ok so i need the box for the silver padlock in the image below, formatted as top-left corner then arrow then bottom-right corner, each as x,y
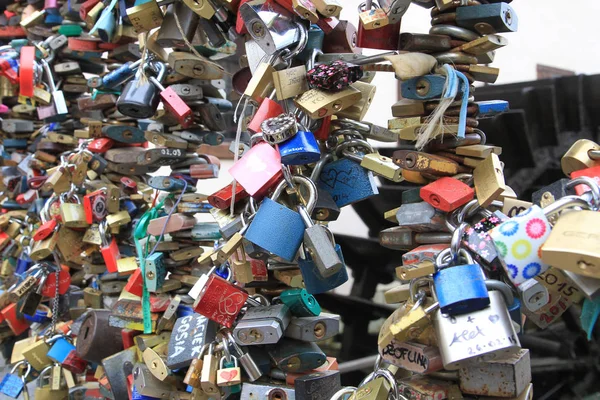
133,363 -> 175,399
458,349 -> 532,398
433,279 -> 521,370
284,313 -> 340,342
517,278 -> 549,312
233,304 -> 291,345
239,0 -> 303,55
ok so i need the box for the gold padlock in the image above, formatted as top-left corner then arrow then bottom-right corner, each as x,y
126,0 -> 163,33
561,139 -> 600,176
294,86 -> 362,119
473,153 -> 506,207
59,196 -> 89,228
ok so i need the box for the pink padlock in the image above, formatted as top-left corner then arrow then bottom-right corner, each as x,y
229,142 -> 283,198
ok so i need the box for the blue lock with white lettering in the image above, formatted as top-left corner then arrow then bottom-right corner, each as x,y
279,130 -> 321,166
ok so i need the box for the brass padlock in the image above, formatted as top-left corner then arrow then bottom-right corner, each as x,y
59,195 -> 89,228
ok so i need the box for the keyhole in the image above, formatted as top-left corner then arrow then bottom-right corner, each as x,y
83,326 -> 90,340
405,153 -> 417,168
416,79 -> 430,96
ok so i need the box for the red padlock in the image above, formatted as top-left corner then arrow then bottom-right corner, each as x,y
1,302 -> 30,335
124,269 -> 143,297
193,275 -> 248,328
570,165 -> 600,195
420,177 -> 474,212
41,265 -> 71,297
314,116 -> 332,141
229,142 -> 283,198
120,177 -> 138,193
83,189 -> 108,224
247,96 -> 284,134
88,138 -> 115,153
33,219 -> 58,241
356,20 -> 401,50
235,0 -> 255,34
316,16 -> 340,35
189,164 -> 219,179
62,349 -> 88,374
100,223 -> 121,273
208,182 -> 249,210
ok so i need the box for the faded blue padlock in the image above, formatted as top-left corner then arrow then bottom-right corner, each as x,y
317,157 -> 379,208
299,244 -> 349,295
47,336 -> 76,364
279,130 -> 321,166
245,176 -> 316,261
0,361 -> 30,398
145,252 -> 166,292
401,74 -> 464,101
433,248 -> 490,316
44,13 -> 63,25
102,123 -> 145,143
476,100 -> 509,118
98,60 -> 142,91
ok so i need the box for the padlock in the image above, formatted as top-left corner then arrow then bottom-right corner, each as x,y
267,338 -> 326,373
356,19 -> 401,50
278,129 -> 321,165
317,157 -> 379,208
216,356 -> 242,387
279,288 -> 321,316
358,1 -> 389,30
458,349 -> 531,397
116,62 -> 165,118
433,248 -> 490,315
489,196 -> 588,286
233,304 -> 291,345
434,279 -> 521,370
145,252 -> 166,292
285,313 -> 340,342
229,142 -> 283,198
455,2 -> 518,34
396,202 -> 446,232
299,244 -> 349,294
295,370 -> 341,400
244,175 -> 315,261
167,314 -> 217,369
59,194 -> 89,228
47,335 -> 76,364
156,2 -> 199,48
541,208 -> 600,279
133,363 -> 174,399
240,0 -> 303,55
193,274 -> 249,328
420,176 -> 475,212
99,222 -> 121,273
200,344 -> 220,395
0,361 -> 31,398
148,62 -> 193,128
517,278 -> 549,312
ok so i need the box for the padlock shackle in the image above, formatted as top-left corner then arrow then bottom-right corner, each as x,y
484,279 -> 514,307
567,176 -> 600,209
542,195 -> 591,217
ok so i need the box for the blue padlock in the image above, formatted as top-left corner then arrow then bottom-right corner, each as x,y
508,297 -> 522,333
317,158 -> 379,208
122,198 -> 139,216
15,251 -> 32,275
476,100 -> 509,118
102,123 -> 145,143
44,13 -> 63,24
401,74 -> 465,101
299,244 -> 348,294
245,176 -> 316,261
0,361 -> 30,399
433,248 -> 490,316
132,384 -> 159,400
47,337 -> 76,364
279,130 -> 321,166
145,252 -> 166,292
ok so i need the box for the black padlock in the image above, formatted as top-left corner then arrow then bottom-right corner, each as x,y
116,62 -> 165,118
156,2 -> 200,48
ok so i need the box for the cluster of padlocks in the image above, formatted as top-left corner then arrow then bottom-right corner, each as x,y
0,0 -> 597,398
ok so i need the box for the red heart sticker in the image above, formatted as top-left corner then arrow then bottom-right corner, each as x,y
219,369 -> 238,381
